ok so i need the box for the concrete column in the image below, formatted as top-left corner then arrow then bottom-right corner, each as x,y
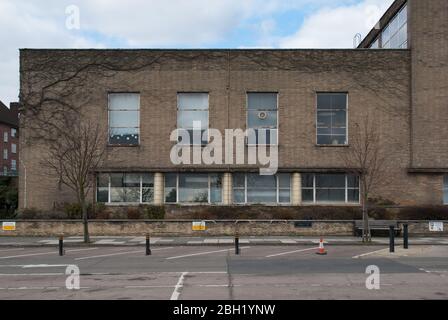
154,172 -> 164,205
222,172 -> 232,205
291,172 -> 302,206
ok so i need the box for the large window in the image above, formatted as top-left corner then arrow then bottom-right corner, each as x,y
177,93 -> 209,145
108,93 -> 140,145
96,173 -> 154,204
165,173 -> 222,204
11,144 -> 16,154
11,160 -> 17,172
302,173 -> 359,204
233,173 -> 291,204
3,132 -> 8,143
247,93 -> 278,145
317,93 -> 347,145
11,128 -> 17,138
444,176 -> 448,205
382,4 -> 407,49
3,149 -> 7,160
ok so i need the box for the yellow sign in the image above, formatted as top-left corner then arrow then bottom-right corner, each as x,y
192,221 -> 206,231
2,222 -> 16,231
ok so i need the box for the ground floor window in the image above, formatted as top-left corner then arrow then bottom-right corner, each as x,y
164,173 -> 223,204
96,173 -> 154,204
302,173 -> 359,204
233,173 -> 291,204
444,175 -> 448,205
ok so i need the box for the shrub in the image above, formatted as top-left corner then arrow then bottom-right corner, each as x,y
126,207 -> 143,219
19,208 -> 40,219
63,203 -> 94,219
141,206 -> 165,220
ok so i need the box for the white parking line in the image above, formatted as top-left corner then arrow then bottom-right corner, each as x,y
75,247 -> 174,261
166,247 -> 250,260
0,247 -> 99,260
265,247 -> 319,258
0,273 -> 64,276
352,248 -> 389,259
0,248 -> 25,253
170,272 -> 188,300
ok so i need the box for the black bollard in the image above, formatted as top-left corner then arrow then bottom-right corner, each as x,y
403,224 -> 409,249
146,233 -> 151,256
389,225 -> 395,253
235,236 -> 240,255
59,235 -> 64,256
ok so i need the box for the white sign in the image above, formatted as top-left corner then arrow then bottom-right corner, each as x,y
429,221 -> 444,232
2,222 -> 16,231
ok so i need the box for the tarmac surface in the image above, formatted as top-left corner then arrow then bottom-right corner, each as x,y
0,243 -> 447,300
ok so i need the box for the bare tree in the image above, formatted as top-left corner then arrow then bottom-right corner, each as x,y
339,114 -> 388,242
43,116 -> 107,243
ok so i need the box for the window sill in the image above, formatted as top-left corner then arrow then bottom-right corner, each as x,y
107,144 -> 140,148
315,144 -> 349,148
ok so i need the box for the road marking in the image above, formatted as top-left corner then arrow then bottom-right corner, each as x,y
265,247 -> 319,258
75,247 -> 173,261
0,247 -> 99,260
166,247 -> 250,260
352,248 -> 389,259
0,248 -> 25,253
0,273 -> 64,276
126,285 -> 175,289
170,272 -> 188,300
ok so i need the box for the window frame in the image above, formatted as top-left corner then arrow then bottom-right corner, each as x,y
246,92 -> 279,146
96,173 -> 154,205
3,149 -> 7,160
107,92 -> 141,146
11,128 -> 17,138
3,131 -> 8,143
176,92 -> 210,146
11,143 -> 17,154
316,92 -> 349,146
11,160 -> 17,172
301,173 -> 360,205
381,3 -> 408,49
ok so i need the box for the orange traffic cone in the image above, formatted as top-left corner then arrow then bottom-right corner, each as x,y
316,238 -> 327,255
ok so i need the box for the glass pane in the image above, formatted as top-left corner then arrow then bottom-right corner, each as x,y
247,189 -> 277,203
233,190 -> 245,204
347,175 -> 359,189
123,173 -> 140,202
109,127 -> 139,145
278,173 -> 291,188
247,129 -> 277,145
233,173 -> 245,188
317,94 -> 332,110
109,110 -> 139,128
178,174 -> 208,203
302,189 -> 314,202
302,174 -> 314,188
248,110 -> 277,128
97,174 -> 109,188
247,174 -> 276,189
316,189 -> 346,202
110,173 -> 124,188
177,110 -> 208,129
210,188 -> 222,204
97,188 -> 108,203
142,174 -> 154,187
317,111 -> 331,128
248,93 -> 277,110
165,173 -> 177,203
109,93 -> 139,110
348,189 -> 360,203
333,110 -> 346,127
165,173 -> 177,188
279,189 -> 291,203
332,94 -> 347,110
178,93 -> 209,110
316,174 -> 346,188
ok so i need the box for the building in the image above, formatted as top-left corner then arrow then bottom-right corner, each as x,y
0,101 -> 19,177
19,0 -> 448,214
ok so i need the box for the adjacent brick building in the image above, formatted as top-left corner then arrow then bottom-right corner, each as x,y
19,0 -> 448,213
0,101 -> 19,177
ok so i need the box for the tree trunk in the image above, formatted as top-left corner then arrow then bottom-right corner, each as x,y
362,200 -> 371,243
81,196 -> 90,244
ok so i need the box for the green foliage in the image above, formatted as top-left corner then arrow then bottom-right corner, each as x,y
141,205 -> 165,220
20,208 -> 40,219
63,203 -> 93,219
0,184 -> 18,219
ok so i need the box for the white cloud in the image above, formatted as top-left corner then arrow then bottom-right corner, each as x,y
278,0 -> 394,48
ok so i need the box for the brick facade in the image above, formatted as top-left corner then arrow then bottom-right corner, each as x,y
18,0 -> 448,213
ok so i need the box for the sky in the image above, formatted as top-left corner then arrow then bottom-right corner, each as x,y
0,0 -> 394,106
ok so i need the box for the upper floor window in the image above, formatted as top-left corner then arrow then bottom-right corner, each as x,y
370,37 -> 380,49
11,143 -> 17,154
11,128 -> 17,138
444,175 -> 448,205
233,173 -> 290,204
3,149 -> 7,160
177,93 -> 209,145
247,93 -> 278,145
317,93 -> 347,145
108,93 -> 140,145
302,173 -> 359,204
3,132 -> 8,143
11,160 -> 17,172
382,4 -> 407,49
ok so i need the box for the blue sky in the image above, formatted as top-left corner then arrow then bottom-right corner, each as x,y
0,0 -> 394,105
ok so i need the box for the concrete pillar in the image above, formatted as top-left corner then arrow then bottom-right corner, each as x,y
291,172 -> 302,206
222,172 -> 232,205
154,172 -> 164,205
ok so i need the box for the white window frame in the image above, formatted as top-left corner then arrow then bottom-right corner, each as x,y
107,93 -> 141,146
11,128 -> 17,138
246,92 -> 279,146
316,92 -> 349,146
11,143 -> 17,154
176,92 -> 210,146
11,160 -> 17,171
302,173 -> 360,205
3,131 -> 8,143
3,149 -> 7,160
